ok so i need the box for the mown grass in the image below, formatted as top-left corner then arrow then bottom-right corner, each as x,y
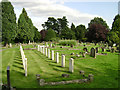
1,43 -> 119,88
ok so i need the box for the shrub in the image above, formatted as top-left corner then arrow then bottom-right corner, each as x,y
59,40 -> 77,46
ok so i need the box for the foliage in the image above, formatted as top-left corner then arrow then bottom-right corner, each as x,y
34,26 -> 41,42
87,24 -> 109,42
44,28 -> 56,41
88,17 -> 109,29
59,40 -> 77,46
42,16 -> 68,35
75,24 -> 86,41
61,26 -> 76,39
17,8 -> 35,43
2,0 -> 17,45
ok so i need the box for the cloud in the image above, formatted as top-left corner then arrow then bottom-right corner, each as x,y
10,0 -> 101,31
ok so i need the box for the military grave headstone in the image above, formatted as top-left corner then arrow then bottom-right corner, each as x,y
69,58 -> 74,73
61,54 -> 65,67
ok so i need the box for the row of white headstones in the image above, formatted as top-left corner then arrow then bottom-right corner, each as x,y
38,45 -> 74,73
20,45 -> 27,76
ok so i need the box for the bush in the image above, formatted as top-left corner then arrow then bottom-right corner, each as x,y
59,40 -> 77,46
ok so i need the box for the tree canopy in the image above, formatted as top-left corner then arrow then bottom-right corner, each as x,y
2,0 -> 17,45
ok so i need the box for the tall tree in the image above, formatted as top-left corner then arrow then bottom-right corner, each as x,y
33,26 -> 41,42
61,26 -> 75,39
75,25 -> 86,41
17,8 -> 34,43
108,14 -> 120,44
2,0 -> 17,45
88,17 -> 109,30
44,28 -> 56,41
87,24 -> 109,42
71,23 -> 76,32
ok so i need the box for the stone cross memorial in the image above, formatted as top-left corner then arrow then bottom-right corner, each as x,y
61,54 -> 65,67
69,58 -> 74,73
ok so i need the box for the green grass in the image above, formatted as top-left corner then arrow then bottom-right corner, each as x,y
1,43 -> 119,88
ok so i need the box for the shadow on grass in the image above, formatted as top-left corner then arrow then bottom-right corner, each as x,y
14,61 -> 23,65
53,67 -> 69,73
12,64 -> 24,69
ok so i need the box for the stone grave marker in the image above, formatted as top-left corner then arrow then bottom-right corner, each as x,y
9,43 -> 12,48
61,54 -> 65,67
45,48 -> 47,56
69,58 -> 74,73
95,47 -> 98,53
90,48 -> 96,58
101,47 -> 104,52
51,50 -> 54,60
56,52 -> 59,63
48,49 -> 50,58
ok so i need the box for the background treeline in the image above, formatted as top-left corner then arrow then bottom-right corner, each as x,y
1,0 -> 120,46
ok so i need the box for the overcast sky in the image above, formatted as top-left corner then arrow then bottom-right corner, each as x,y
3,0 -> 120,31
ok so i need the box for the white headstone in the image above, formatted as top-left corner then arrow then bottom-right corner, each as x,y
38,45 -> 40,51
48,49 -> 50,58
42,47 -> 45,54
51,50 -> 54,60
9,43 -> 12,48
50,43 -> 52,47
61,54 -> 65,67
69,58 -> 74,73
56,52 -> 59,63
29,40 -> 30,44
25,58 -> 27,76
45,48 -> 47,56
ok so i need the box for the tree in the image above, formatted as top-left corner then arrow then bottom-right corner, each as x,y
42,16 -> 69,36
17,8 -> 35,43
75,24 -> 86,41
87,24 -> 109,42
61,26 -> 75,39
44,28 -> 56,41
108,14 -> 120,44
40,30 -> 47,41
88,17 -> 109,30
2,0 -> 17,45
71,23 -> 76,32
33,26 -> 41,42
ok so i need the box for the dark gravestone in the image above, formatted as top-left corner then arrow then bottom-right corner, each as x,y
90,48 -> 96,58
101,47 -> 104,52
71,44 -> 73,48
62,74 -> 69,78
7,66 -> 10,90
95,47 -> 98,53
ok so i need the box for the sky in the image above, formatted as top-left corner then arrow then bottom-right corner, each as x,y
2,0 -> 120,31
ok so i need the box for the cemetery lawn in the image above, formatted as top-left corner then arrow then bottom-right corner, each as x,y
2,44 -> 119,88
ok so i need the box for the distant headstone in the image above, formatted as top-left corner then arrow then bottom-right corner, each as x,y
56,52 -> 59,63
50,43 -> 52,47
70,53 -> 74,55
71,44 -> 73,48
69,58 -> 74,73
61,54 -> 65,67
95,47 -> 98,53
101,47 -> 104,52
76,54 -> 80,57
48,49 -> 50,58
29,40 -> 30,44
90,48 -> 96,58
88,74 -> 94,82
45,48 -> 47,56
62,74 -> 69,78
51,50 -> 54,60
9,43 -> 12,48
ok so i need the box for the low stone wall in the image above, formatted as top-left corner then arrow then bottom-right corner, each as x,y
37,73 -> 94,86
39,79 -> 88,86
